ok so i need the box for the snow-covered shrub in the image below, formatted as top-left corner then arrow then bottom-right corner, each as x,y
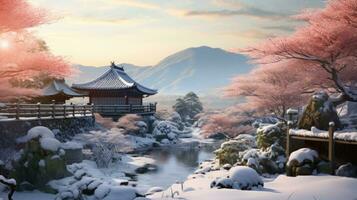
256,122 -> 286,149
136,121 -> 148,135
237,143 -> 286,174
92,143 -> 117,168
116,114 -> 143,135
234,134 -> 256,148
11,126 -> 69,190
214,140 -> 251,165
211,166 -> 263,190
152,121 -> 179,142
168,112 -> 185,130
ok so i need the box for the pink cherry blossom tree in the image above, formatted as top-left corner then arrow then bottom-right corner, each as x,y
225,65 -> 307,117
0,0 -> 71,101
243,0 -> 357,105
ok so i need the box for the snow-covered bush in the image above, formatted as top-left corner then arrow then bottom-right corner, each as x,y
116,114 -> 143,135
136,121 -> 148,135
237,143 -> 286,174
214,140 -> 252,165
92,143 -> 118,168
11,126 -> 70,190
256,122 -> 286,149
211,166 -> 263,190
234,134 -> 256,148
152,121 -> 179,142
168,112 -> 185,130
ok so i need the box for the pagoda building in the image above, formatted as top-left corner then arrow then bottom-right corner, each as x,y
72,62 -> 157,106
35,79 -> 86,104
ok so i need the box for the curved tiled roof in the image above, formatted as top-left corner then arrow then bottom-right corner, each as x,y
72,64 -> 157,95
42,79 -> 86,97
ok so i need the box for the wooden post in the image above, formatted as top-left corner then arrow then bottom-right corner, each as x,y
83,105 -> 86,116
72,104 -> 75,117
91,103 -> 94,116
286,121 -> 292,158
51,100 -> 55,119
328,122 -> 335,175
129,104 -> 132,113
15,102 -> 20,120
37,102 -> 41,119
63,104 -> 67,118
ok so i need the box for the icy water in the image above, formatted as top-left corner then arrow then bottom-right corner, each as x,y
135,141 -> 220,193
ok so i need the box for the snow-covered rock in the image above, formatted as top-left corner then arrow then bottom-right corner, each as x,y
146,187 -> 164,195
229,166 -> 263,190
211,166 -> 263,190
287,148 -> 318,166
336,163 -> 357,178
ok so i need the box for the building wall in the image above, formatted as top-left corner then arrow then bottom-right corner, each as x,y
92,97 -> 126,105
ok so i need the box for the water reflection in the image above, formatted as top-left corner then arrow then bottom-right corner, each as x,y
135,142 -> 219,193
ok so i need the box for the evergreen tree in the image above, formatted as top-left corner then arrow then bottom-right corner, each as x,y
173,98 -> 188,119
173,92 -> 203,122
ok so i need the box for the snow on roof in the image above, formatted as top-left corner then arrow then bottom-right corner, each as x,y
72,64 -> 157,95
42,79 -> 86,97
290,127 -> 357,142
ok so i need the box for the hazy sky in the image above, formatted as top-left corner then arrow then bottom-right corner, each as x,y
29,0 -> 325,66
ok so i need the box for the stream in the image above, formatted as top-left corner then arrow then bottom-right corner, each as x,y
134,141 -> 220,193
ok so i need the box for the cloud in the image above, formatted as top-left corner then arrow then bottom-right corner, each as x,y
106,0 -> 160,10
184,7 -> 289,20
262,25 -> 296,32
64,16 -> 139,26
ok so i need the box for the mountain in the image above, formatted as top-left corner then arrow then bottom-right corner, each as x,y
70,46 -> 254,95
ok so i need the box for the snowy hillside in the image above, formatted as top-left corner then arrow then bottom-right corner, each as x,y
70,46 -> 254,95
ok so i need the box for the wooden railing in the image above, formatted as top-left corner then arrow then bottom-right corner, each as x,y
94,103 -> 157,116
0,102 -> 157,120
0,103 -> 93,120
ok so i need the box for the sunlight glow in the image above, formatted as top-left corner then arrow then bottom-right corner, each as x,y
0,40 -> 9,49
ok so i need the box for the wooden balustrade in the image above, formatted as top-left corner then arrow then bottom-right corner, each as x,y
0,102 -> 157,120
0,103 -> 94,120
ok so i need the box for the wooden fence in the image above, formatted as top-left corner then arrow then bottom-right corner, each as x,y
0,103 -> 157,120
286,122 -> 357,175
0,103 -> 93,120
93,103 -> 156,116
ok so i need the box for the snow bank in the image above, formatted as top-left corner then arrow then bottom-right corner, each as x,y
150,170 -> 357,200
287,148 -> 318,165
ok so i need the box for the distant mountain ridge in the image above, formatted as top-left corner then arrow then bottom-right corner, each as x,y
70,46 -> 254,95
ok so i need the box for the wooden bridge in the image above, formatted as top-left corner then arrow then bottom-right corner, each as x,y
0,103 -> 156,120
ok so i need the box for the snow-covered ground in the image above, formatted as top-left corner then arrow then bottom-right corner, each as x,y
149,169 -> 357,200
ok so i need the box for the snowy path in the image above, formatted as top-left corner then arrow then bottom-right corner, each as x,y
150,172 -> 357,200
